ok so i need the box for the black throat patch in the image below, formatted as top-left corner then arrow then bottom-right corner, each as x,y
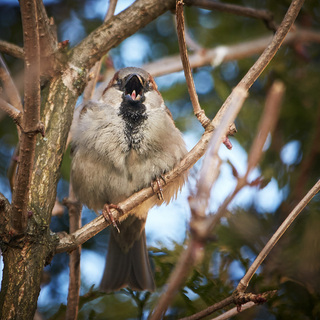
119,96 -> 148,150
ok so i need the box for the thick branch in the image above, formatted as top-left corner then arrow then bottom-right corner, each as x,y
11,0 -> 41,233
68,0 -> 176,71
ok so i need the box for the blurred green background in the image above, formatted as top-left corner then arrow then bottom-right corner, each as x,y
0,0 -> 320,319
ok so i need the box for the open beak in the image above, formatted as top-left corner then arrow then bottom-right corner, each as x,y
124,74 -> 144,101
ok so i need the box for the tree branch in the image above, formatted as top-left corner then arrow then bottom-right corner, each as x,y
0,97 -> 22,127
184,0 -> 276,31
144,28 -> 320,77
237,179 -> 320,292
68,0 -> 176,71
55,0 -> 305,256
245,80 -> 285,179
0,40 -> 24,59
150,1 -> 304,318
176,0 -> 211,129
11,0 -> 41,233
150,86 -> 248,320
65,3 -> 118,316
212,0 -> 305,130
65,184 -> 82,320
0,54 -> 23,112
35,0 -> 59,77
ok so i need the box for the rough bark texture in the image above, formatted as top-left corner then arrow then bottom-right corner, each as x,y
0,75 -> 77,319
0,236 -> 53,319
0,0 -> 177,318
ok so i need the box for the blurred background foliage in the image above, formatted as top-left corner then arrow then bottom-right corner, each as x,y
0,0 -> 320,319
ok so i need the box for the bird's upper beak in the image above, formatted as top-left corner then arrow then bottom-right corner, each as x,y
124,74 -> 144,101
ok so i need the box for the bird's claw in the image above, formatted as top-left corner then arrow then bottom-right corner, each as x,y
151,175 -> 166,200
102,204 -> 122,233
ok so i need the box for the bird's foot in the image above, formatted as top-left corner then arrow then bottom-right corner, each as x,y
151,175 -> 166,201
102,204 -> 123,233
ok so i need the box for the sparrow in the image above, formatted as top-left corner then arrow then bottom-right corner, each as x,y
70,67 -> 188,292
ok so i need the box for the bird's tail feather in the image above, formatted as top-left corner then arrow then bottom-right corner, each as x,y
100,228 -> 155,293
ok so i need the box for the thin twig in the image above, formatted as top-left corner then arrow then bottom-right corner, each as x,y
237,179 -> 320,292
176,0 -> 211,129
0,97 -> 22,127
11,0 -> 41,233
0,40 -> 24,59
179,296 -> 234,320
210,302 -> 255,320
204,80 -> 284,257
0,54 -> 23,112
184,0 -> 276,31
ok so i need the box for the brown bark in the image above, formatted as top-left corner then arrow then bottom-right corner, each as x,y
0,1 -> 178,319
11,0 -> 41,233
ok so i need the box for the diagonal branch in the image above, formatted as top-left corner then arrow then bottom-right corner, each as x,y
11,0 -> 42,233
150,86 -> 248,320
0,54 -> 23,112
143,29 -> 320,77
0,40 -> 24,59
55,0 -> 305,257
212,0 -> 305,130
150,0 -> 305,318
0,97 -> 22,127
68,0 -> 176,71
237,179 -> 320,292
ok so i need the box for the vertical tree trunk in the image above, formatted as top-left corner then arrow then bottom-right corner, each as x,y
0,238 -> 52,319
0,75 -> 80,319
